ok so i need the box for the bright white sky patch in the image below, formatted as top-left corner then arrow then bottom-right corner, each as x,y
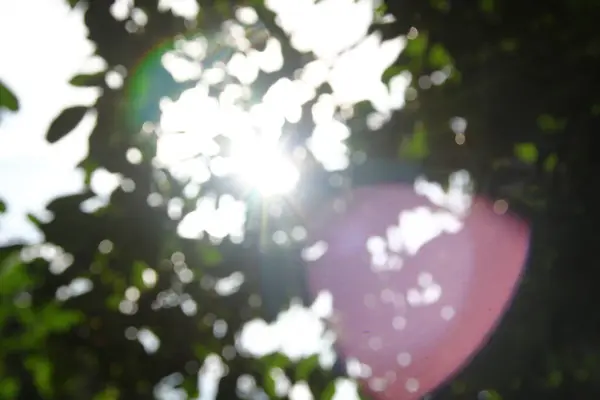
0,0 -> 102,245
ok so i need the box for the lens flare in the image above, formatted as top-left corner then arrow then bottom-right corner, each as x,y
304,181 -> 529,400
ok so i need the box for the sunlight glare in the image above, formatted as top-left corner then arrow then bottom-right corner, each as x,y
230,139 -> 300,197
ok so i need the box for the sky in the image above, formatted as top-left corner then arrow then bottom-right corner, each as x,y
0,0 -> 101,245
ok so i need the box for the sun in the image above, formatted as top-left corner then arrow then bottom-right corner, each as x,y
230,137 -> 300,197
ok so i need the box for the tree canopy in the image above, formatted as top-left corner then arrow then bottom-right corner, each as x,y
1,0 -> 600,399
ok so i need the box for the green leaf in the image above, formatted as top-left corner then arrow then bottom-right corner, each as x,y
79,159 -> 100,186
215,0 -> 233,17
0,377 -> 19,398
399,123 -> 430,160
260,353 -> 291,370
0,199 -> 6,214
320,380 -> 336,400
106,293 -> 122,310
27,214 -> 43,226
193,344 -> 209,360
46,106 -> 89,144
0,253 -> 32,295
479,0 -> 495,13
201,247 -> 223,267
382,65 -> 406,83
39,303 -> 83,332
93,387 -> 120,400
181,376 -> 199,399
131,261 -> 149,289
263,370 -> 277,398
295,354 -> 319,381
430,0 -> 450,12
544,154 -> 558,172
24,356 -> 53,397
69,73 -> 105,87
428,44 -> 453,68
536,114 -> 565,132
0,81 -> 19,111
514,143 -> 538,164
375,3 -> 388,17
405,34 -> 428,58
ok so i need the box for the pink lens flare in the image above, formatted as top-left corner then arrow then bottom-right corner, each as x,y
305,184 -> 529,399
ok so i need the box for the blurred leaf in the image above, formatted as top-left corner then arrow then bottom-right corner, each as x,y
39,303 -> 84,333
514,143 -> 538,164
69,73 -> 105,87
24,356 -> 52,397
296,355 -> 319,381
106,293 -> 122,310
544,153 -> 558,172
131,260 -> 149,289
0,378 -> 19,399
500,38 -> 518,52
479,0 -> 495,13
430,0 -> 450,12
0,199 -> 6,214
547,370 -> 563,387
382,65 -> 407,82
260,353 -> 291,370
320,380 -> 336,400
92,387 -> 120,400
0,81 -> 19,111
428,43 -> 453,68
80,159 -> 100,186
215,0 -> 233,17
537,114 -> 565,132
46,106 -> 89,144
405,34 -> 428,58
479,390 -> 503,400
375,3 -> 388,18
0,253 -> 32,295
193,344 -> 210,360
181,376 -> 199,399
27,213 -> 43,227
263,370 -> 277,398
202,247 -> 223,267
399,122 -> 430,160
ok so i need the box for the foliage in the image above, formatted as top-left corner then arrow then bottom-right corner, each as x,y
46,106 -> 90,144
0,81 -> 19,112
1,0 -> 600,399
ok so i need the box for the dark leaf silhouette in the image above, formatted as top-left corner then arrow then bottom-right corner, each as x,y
69,73 -> 105,87
26,213 -> 44,227
46,106 -> 89,143
0,81 -> 19,112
